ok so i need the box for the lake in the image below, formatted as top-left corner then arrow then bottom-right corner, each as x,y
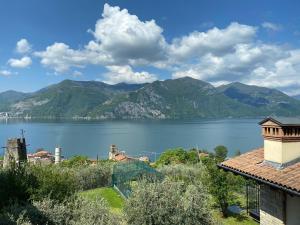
0,118 -> 263,160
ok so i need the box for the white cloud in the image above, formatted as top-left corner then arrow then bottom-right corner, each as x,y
89,3 -> 167,64
34,4 -> 167,73
16,39 -> 32,54
103,65 -> 157,84
0,70 -> 12,76
262,22 -> 282,32
8,56 -> 32,68
34,43 -> 89,73
169,22 -> 256,60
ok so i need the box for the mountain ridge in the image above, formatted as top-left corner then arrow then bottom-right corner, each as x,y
1,77 -> 300,119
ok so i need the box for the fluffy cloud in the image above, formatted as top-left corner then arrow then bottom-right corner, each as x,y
103,65 -> 157,84
8,56 -> 32,68
34,43 -> 89,73
0,70 -> 12,76
173,43 -> 286,82
262,22 -> 282,32
16,39 -> 32,54
35,4 -> 167,73
169,22 -> 256,60
89,3 -> 167,63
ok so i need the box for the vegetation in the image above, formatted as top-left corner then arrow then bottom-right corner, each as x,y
155,148 -> 200,166
124,180 -> 214,225
0,146 -> 254,224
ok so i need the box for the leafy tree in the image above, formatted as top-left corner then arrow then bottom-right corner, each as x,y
207,163 -> 231,217
214,145 -> 228,162
155,148 -> 199,166
62,155 -> 91,167
29,165 -> 77,202
124,180 -> 214,225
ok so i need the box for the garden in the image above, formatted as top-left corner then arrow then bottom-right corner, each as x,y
0,146 -> 257,225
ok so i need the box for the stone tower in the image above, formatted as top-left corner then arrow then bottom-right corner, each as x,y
109,144 -> 118,160
3,138 -> 27,168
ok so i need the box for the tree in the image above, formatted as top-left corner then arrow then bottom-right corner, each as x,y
155,148 -> 199,166
208,165 -> 231,217
124,180 -> 214,225
214,145 -> 228,162
62,155 -> 91,167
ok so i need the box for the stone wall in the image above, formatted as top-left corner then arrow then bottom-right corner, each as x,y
3,138 -> 27,168
260,184 -> 286,225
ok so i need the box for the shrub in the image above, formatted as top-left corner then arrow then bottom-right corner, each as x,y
124,180 -> 214,225
0,164 -> 37,209
29,165 -> 77,202
214,145 -> 228,163
61,156 -> 91,167
155,148 -> 199,166
73,163 -> 112,190
0,197 -> 121,225
158,163 -> 208,185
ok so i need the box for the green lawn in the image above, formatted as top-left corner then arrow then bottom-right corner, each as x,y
79,187 -> 124,213
214,211 -> 258,225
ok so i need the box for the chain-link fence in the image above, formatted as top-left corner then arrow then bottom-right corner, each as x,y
112,160 -> 163,198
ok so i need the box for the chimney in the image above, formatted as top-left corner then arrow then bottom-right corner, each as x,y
55,147 -> 62,164
260,117 -> 300,168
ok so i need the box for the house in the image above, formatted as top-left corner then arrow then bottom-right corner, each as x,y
219,117 -> 300,225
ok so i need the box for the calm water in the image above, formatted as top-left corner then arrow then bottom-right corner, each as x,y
0,119 -> 263,160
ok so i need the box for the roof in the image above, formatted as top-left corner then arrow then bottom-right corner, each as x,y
259,117 -> 300,126
219,148 -> 300,196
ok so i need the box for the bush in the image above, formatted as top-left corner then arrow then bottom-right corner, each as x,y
73,163 -> 112,190
61,156 -> 91,167
0,164 -> 37,209
155,148 -> 199,166
124,180 -> 214,225
0,196 -> 121,225
29,165 -> 77,202
158,163 -> 208,185
214,145 -> 228,163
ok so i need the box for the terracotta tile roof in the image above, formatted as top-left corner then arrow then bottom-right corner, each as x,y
219,148 -> 300,194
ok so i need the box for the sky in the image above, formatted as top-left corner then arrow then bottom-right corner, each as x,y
1,0 -> 300,95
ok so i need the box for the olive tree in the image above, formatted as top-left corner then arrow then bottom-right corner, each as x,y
124,180 -> 214,225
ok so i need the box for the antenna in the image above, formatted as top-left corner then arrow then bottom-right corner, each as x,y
21,129 -> 25,139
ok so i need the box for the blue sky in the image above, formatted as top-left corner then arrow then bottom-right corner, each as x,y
1,0 -> 300,94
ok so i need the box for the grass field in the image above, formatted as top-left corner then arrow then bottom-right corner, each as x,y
79,187 -> 124,213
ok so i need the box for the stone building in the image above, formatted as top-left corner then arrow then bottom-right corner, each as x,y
3,138 -> 27,168
219,117 -> 300,225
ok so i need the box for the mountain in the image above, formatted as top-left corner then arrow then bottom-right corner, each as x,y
2,77 -> 300,119
8,80 -> 145,118
0,90 -> 30,111
216,82 -> 300,116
